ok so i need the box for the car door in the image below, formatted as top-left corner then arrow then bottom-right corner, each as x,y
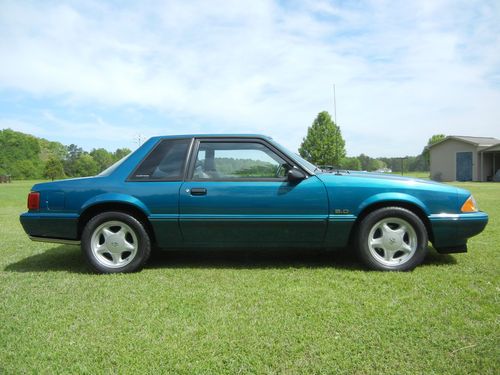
179,138 -> 329,246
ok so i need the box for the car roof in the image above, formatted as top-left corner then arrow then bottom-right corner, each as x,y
149,134 -> 272,142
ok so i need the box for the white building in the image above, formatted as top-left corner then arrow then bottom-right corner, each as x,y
429,136 -> 500,182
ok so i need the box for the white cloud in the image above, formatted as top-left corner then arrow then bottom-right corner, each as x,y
0,0 -> 499,156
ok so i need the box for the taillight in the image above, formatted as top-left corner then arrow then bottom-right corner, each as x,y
27,192 -> 40,210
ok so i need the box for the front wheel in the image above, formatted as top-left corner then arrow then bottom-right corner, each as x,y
356,207 -> 428,271
81,212 -> 151,274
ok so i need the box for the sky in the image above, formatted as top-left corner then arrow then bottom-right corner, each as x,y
0,0 -> 499,157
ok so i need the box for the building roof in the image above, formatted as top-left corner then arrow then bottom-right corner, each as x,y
481,143 -> 500,152
428,135 -> 500,149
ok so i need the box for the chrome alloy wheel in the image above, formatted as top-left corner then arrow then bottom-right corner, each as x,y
90,220 -> 138,268
367,217 -> 418,266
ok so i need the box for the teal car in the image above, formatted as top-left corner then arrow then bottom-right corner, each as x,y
20,135 -> 488,273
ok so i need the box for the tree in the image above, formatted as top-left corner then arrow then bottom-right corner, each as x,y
0,128 -> 134,179
44,157 -> 65,181
368,158 -> 386,171
0,129 -> 43,178
422,134 -> 446,169
355,154 -> 387,171
64,144 -> 84,176
299,111 -> 346,166
340,156 -> 361,170
66,144 -> 83,160
113,148 -> 132,162
427,134 -> 446,146
14,159 -> 40,179
72,154 -> 99,177
90,148 -> 114,173
358,154 -> 371,171
408,154 -> 426,171
39,139 -> 67,162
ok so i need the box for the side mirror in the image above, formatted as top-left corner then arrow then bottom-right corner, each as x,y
287,167 -> 306,183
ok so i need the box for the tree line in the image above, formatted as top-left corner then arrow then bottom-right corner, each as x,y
0,129 -> 131,180
299,111 -> 444,173
1,119 -> 444,180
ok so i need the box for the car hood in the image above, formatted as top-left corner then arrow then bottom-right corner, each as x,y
320,171 -> 436,182
315,171 -> 465,194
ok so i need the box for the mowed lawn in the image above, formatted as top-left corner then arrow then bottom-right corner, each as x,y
0,181 -> 498,374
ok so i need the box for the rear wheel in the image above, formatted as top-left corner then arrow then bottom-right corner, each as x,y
356,207 -> 428,271
81,212 -> 151,273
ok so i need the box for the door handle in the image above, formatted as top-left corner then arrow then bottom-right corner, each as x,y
190,188 -> 207,196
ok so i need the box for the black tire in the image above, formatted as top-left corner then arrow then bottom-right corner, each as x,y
81,211 -> 151,274
356,207 -> 428,271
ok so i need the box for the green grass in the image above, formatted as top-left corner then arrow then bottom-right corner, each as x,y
1,181 -> 499,374
391,171 -> 430,179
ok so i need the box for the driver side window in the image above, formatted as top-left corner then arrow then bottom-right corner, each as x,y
192,142 -> 289,180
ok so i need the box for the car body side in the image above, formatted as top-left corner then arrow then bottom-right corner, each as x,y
20,135 -> 488,253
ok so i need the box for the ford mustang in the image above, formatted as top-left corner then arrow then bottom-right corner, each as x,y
20,134 -> 488,273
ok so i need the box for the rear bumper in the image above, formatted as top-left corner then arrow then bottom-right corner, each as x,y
20,212 -> 79,241
429,212 -> 488,253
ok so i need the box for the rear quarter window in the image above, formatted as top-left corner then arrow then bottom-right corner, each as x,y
128,139 -> 191,181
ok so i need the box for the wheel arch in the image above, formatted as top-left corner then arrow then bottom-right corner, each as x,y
350,200 -> 434,245
78,202 -> 156,244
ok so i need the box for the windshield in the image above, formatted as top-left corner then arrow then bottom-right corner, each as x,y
277,144 -> 319,173
292,153 -> 319,173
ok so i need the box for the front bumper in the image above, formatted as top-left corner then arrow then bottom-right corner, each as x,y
429,212 -> 488,253
20,212 -> 79,241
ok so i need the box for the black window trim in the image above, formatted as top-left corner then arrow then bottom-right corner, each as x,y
185,137 -> 310,182
126,137 -> 194,182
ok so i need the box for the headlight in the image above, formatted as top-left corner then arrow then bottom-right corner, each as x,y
461,195 -> 479,212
